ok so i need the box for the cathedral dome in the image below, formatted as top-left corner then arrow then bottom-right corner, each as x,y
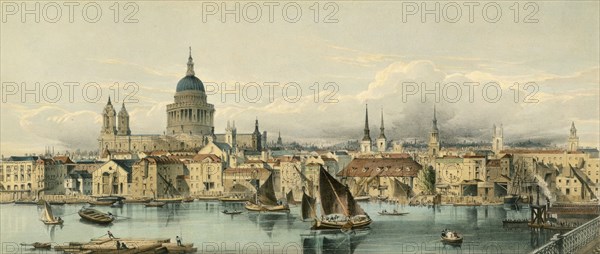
176,75 -> 205,92
176,47 -> 204,93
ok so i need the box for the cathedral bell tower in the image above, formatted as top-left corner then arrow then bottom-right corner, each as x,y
252,118 -> 262,151
492,123 -> 503,153
117,102 -> 131,136
101,97 -> 117,136
568,121 -> 579,152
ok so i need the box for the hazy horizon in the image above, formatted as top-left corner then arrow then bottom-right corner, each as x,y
2,1 -> 599,155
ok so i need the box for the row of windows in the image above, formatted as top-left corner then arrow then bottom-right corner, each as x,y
3,183 -> 32,190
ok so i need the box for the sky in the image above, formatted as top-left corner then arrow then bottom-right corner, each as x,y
1,1 -> 599,155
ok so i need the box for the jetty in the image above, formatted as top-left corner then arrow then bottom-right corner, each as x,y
54,237 -> 197,253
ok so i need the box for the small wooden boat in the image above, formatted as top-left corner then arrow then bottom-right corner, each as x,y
123,197 -> 153,203
14,200 -> 37,205
183,197 -> 195,202
49,200 -> 66,205
154,197 -> 183,203
196,196 -> 220,201
145,201 -> 166,207
40,200 -> 64,225
440,229 -> 463,245
378,210 -> 409,216
219,196 -> 249,202
222,210 -> 243,215
453,202 -> 481,207
33,242 -> 52,249
354,196 -> 370,202
88,200 -> 114,206
78,208 -> 114,224
502,219 -> 529,225
245,202 -> 290,212
21,242 -> 52,249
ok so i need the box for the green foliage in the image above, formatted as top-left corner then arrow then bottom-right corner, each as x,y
417,166 -> 436,195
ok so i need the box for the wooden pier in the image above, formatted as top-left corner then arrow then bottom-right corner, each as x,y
54,237 -> 197,253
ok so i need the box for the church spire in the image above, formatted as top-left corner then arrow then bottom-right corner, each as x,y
362,104 -> 371,141
378,108 -> 386,139
107,96 -> 112,105
432,105 -> 438,132
186,46 -> 195,76
570,121 -> 577,137
254,117 -> 260,134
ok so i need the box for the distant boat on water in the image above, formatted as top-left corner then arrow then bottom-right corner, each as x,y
245,174 -> 290,212
40,200 -> 63,225
219,196 -> 249,202
145,201 -> 166,207
222,210 -> 243,215
378,210 -> 409,216
154,197 -> 183,203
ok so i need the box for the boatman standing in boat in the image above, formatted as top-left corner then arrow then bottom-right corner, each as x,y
108,231 -> 115,239
176,236 -> 182,246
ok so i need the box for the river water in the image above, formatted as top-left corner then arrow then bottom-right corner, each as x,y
0,201 -> 557,253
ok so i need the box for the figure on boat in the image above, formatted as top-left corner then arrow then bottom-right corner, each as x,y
440,229 -> 463,245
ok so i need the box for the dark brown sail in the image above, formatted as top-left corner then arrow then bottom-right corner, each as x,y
347,190 -> 366,216
392,178 -> 411,200
319,166 -> 351,216
257,173 -> 278,206
301,191 -> 317,220
286,190 -> 296,204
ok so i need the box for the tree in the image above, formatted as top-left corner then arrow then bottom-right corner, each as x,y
417,166 -> 436,195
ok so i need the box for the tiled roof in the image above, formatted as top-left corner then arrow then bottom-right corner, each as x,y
6,156 -> 39,161
53,156 -> 74,164
501,149 -> 565,154
383,153 -> 412,159
192,154 -> 221,163
137,156 -> 182,165
337,158 -> 422,177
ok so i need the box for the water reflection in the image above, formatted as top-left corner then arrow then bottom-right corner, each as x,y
301,228 -> 370,254
1,203 -> 567,253
247,212 -> 296,237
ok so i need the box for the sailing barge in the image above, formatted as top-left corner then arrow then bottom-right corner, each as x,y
245,174 -> 290,212
312,166 -> 372,230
